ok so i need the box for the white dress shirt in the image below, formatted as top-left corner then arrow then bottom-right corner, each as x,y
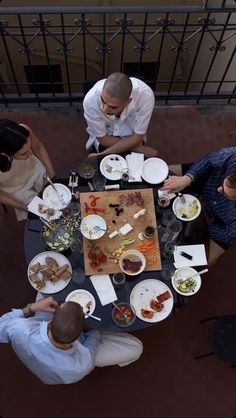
83,77 -> 155,150
0,309 -> 100,384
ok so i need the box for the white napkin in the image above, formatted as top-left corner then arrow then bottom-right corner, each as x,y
90,275 -> 117,306
27,196 -> 61,220
174,244 -> 208,268
158,189 -> 176,200
126,152 -> 144,182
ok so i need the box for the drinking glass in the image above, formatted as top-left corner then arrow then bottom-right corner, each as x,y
162,209 -> 177,226
70,230 -> 83,257
160,263 -> 175,281
71,268 -> 86,285
162,241 -> 176,259
161,219 -> 182,243
62,201 -> 81,220
92,173 -> 107,191
112,272 -> 126,289
120,168 -> 131,188
158,194 -> 170,208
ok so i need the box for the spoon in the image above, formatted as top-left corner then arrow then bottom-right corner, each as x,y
85,312 -> 101,322
46,176 -> 66,207
176,268 -> 208,284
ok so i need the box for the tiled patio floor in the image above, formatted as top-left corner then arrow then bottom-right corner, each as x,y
0,105 -> 236,418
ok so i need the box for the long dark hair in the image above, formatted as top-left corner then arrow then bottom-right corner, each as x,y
0,119 -> 29,172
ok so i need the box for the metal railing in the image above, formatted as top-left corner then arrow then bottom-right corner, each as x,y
0,3 -> 235,107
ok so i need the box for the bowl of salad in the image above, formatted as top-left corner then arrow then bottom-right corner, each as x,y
171,267 -> 201,296
172,194 -> 201,222
112,302 -> 136,327
41,219 -> 74,252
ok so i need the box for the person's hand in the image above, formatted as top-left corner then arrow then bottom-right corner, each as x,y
88,152 -> 99,158
31,296 -> 58,313
161,175 -> 192,193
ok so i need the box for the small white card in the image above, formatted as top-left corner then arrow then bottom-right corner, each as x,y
174,244 -> 208,268
90,275 -> 117,306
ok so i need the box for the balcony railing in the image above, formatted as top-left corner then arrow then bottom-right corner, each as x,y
0,4 -> 235,107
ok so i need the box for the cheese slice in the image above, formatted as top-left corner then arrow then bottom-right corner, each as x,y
108,230 -> 119,239
133,208 -> 146,220
119,223 -> 133,236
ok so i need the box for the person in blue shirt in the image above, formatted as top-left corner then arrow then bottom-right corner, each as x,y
162,147 -> 236,266
0,296 -> 143,385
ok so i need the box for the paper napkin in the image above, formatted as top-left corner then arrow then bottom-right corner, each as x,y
90,275 -> 117,306
173,244 -> 208,268
27,196 -> 61,220
126,152 -> 144,182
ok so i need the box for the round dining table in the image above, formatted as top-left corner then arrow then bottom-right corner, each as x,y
24,158 -> 188,332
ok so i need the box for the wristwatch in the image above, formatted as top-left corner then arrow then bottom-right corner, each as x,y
22,303 -> 35,318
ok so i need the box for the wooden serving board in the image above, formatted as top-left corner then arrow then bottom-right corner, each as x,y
80,188 -> 162,276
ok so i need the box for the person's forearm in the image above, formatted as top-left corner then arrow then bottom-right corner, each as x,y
98,135 -> 143,156
0,191 -> 27,212
34,145 -> 55,178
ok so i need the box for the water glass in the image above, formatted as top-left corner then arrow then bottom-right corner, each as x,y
120,168 -> 131,188
71,268 -> 86,285
161,219 -> 182,243
112,272 -> 126,289
158,194 -> 170,208
162,241 -> 176,259
162,209 -> 177,226
70,230 -> 83,257
160,263 -> 175,281
92,173 -> 107,191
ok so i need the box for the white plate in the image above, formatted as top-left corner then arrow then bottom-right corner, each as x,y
119,249 -> 146,276
80,214 -> 106,240
171,267 -> 201,296
43,184 -> 72,210
27,251 -> 72,294
27,196 -> 62,221
130,279 -> 174,323
100,154 -> 127,180
172,194 -> 201,222
66,289 -> 96,318
141,158 -> 169,184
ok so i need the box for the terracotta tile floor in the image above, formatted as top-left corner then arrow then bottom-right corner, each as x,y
0,105 -> 236,418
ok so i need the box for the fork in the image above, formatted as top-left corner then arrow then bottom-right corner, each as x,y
105,163 -> 117,173
178,192 -> 186,205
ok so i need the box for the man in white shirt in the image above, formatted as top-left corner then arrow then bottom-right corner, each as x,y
83,72 -> 158,157
0,296 -> 143,384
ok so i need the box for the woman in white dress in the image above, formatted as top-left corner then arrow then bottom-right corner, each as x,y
0,119 -> 55,220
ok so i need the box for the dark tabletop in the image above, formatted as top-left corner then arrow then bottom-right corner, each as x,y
24,158 -> 188,331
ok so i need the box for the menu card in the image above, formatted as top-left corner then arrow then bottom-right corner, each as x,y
90,275 -> 117,306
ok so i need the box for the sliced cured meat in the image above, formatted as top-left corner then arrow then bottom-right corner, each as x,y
150,299 -> 164,312
141,309 -> 154,319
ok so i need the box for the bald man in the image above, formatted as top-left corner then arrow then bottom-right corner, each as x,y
83,72 -> 158,158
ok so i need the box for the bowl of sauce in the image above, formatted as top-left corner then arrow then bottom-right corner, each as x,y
119,249 -> 146,276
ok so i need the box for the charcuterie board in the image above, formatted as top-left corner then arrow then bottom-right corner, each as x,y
80,188 -> 162,275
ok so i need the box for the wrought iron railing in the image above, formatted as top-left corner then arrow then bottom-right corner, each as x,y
0,4 -> 235,107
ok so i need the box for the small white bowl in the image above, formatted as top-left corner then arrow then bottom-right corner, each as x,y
119,249 -> 146,276
43,183 -> 72,210
66,289 -> 96,318
171,267 -> 201,296
80,215 -> 106,240
172,194 -> 201,222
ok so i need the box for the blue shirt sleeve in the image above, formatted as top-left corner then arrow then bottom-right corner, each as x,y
0,309 -> 23,343
187,148 -> 234,179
